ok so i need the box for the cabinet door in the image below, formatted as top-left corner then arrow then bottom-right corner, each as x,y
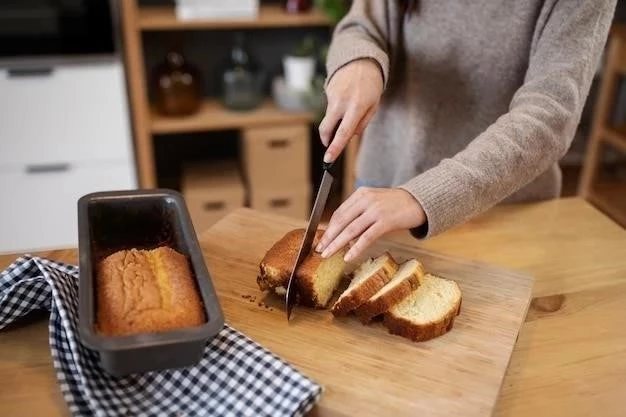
0,62 -> 134,168
0,161 -> 135,254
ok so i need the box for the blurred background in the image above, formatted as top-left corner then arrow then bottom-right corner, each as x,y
1,0 -> 625,255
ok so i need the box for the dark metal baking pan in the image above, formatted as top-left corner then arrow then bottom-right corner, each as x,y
77,189 -> 225,377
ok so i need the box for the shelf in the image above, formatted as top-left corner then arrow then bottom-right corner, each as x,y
138,5 -> 332,31
151,99 -> 317,134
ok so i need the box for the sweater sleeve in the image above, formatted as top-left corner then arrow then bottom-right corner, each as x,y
398,0 -> 617,238
324,0 -> 392,88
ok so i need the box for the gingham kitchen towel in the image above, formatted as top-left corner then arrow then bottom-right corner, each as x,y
0,255 -> 322,417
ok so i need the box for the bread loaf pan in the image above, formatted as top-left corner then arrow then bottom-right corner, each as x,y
77,189 -> 225,377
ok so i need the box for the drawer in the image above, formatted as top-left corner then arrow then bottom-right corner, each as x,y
249,186 -> 310,221
181,160 -> 246,234
0,160 -> 136,254
185,193 -> 245,235
0,62 -> 133,168
241,124 -> 310,188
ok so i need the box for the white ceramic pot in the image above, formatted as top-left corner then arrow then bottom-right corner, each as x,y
283,55 -> 316,91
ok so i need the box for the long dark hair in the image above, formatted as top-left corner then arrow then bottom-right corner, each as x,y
397,0 -> 418,15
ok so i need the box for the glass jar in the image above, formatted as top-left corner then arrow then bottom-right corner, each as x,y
219,33 -> 265,111
285,0 -> 312,13
152,50 -> 202,117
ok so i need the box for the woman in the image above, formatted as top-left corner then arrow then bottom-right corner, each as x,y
315,0 -> 616,262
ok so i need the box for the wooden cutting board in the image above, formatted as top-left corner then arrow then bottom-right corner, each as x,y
199,208 -> 534,417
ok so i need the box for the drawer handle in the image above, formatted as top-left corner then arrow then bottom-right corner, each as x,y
268,139 -> 289,148
270,198 -> 290,208
203,201 -> 225,211
8,68 -> 54,78
25,163 -> 70,174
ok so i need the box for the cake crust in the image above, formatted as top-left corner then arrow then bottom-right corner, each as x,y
257,228 -> 346,308
382,275 -> 462,342
331,253 -> 398,316
382,299 -> 461,342
95,246 -> 205,337
257,228 -> 310,292
355,265 -> 423,324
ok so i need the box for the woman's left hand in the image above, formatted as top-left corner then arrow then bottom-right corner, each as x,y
316,187 -> 426,262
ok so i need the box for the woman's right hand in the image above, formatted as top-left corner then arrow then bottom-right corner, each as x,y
319,58 -> 384,163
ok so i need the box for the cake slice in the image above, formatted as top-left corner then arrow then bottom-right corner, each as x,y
257,228 -> 347,308
354,258 -> 425,324
383,274 -> 462,342
331,252 -> 398,316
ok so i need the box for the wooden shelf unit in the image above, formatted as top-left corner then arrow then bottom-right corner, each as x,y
120,0 -> 334,188
604,125 -> 626,154
587,180 -> 626,227
151,99 -> 316,134
579,24 -> 626,226
138,4 -> 332,31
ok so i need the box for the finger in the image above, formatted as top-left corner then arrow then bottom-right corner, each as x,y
317,193 -> 367,254
320,209 -> 375,259
323,105 -> 363,163
353,105 -> 377,137
316,188 -> 367,252
344,221 -> 386,263
318,103 -> 343,147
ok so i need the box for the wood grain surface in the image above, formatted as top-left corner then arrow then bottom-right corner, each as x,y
196,208 -> 533,417
150,99 -> 316,134
1,198 -> 625,417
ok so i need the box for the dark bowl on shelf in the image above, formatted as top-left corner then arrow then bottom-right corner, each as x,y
77,189 -> 224,377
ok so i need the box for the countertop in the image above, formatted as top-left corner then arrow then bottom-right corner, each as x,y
1,197 -> 625,416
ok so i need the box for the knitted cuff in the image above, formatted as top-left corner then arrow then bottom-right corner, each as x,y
397,167 -> 465,239
324,36 -> 389,90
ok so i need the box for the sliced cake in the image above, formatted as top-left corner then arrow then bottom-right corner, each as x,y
331,252 -> 399,316
354,258 -> 425,324
257,228 -> 347,308
383,274 -> 462,342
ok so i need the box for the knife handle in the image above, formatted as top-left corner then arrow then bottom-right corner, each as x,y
322,119 -> 342,176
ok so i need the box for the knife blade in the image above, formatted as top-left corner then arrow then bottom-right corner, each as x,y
285,123 -> 341,320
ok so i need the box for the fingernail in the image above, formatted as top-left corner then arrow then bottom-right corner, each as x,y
344,251 -> 353,262
315,243 -> 323,253
321,248 -> 330,258
323,152 -> 332,163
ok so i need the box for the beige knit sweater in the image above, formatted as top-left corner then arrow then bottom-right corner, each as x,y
325,0 -> 616,238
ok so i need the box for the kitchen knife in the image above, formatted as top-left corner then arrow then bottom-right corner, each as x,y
285,123 -> 341,320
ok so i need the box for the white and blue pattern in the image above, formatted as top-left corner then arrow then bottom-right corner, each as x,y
0,255 -> 322,417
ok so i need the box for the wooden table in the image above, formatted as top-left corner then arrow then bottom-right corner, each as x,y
1,197 -> 625,416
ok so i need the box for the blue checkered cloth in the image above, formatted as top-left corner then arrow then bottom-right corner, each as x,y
0,255 -> 322,417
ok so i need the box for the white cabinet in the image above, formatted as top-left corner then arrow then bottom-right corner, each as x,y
0,60 -> 137,254
0,162 -> 135,254
0,63 -> 134,167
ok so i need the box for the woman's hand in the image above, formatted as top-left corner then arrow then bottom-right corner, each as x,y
319,59 -> 384,163
316,187 -> 426,262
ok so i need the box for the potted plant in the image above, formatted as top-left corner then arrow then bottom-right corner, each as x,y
315,0 -> 348,24
283,35 -> 317,91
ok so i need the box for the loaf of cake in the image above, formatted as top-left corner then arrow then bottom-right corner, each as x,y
257,228 -> 347,308
95,246 -> 206,337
